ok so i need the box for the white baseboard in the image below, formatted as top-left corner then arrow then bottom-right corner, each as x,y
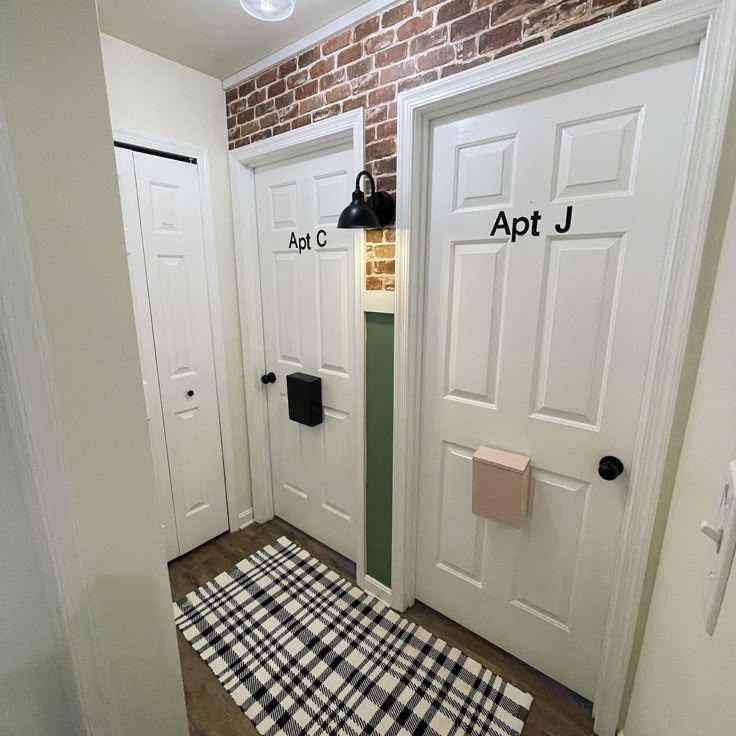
238,508 -> 254,530
363,575 -> 393,606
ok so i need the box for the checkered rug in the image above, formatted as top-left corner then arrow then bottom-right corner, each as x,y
174,537 -> 533,735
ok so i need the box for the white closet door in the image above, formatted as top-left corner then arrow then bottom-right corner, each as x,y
115,147 -> 179,561
133,151 -> 228,555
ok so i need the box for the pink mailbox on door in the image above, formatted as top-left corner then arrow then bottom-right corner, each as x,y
472,446 -> 530,529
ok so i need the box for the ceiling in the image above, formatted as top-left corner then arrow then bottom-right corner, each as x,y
97,0 -> 373,81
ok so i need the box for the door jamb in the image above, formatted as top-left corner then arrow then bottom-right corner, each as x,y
113,128 -> 244,536
391,1 -> 736,734
229,109 -> 367,585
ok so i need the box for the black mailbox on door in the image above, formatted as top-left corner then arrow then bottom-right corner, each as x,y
286,373 -> 323,427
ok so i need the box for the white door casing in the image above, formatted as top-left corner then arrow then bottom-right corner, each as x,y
255,144 -> 359,560
393,2 -> 736,733
115,147 -> 179,560
133,151 -> 229,555
416,48 -> 698,699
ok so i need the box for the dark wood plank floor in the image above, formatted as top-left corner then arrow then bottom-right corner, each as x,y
169,518 -> 595,736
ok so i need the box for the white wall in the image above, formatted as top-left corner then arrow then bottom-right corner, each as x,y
100,32 -> 252,522
625,187 -> 736,735
0,1 -> 188,733
0,381 -> 79,735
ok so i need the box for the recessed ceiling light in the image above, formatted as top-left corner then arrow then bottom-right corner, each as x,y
240,0 -> 295,22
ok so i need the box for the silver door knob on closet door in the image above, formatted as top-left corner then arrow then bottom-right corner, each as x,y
598,456 -> 624,481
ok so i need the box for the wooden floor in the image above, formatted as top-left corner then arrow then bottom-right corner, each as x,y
169,518 -> 595,736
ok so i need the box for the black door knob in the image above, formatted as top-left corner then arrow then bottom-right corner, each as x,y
187,390 -> 195,398
261,372 -> 276,385
599,456 -> 624,481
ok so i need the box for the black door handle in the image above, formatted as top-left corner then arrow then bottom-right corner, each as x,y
599,456 -> 624,481
187,390 -> 195,398
261,372 -> 276,385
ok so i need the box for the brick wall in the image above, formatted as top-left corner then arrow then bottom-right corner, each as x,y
226,0 -> 659,291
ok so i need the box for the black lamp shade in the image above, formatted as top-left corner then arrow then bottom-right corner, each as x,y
338,189 -> 381,229
338,171 -> 395,230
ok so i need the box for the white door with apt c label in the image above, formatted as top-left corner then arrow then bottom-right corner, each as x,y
255,144 -> 359,560
416,48 -> 698,698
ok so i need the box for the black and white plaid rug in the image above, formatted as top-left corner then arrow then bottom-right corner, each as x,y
174,537 -> 532,735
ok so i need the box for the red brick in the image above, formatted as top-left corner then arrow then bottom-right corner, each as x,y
322,29 -> 351,55
369,85 -> 396,106
440,56 -> 489,77
325,84 -> 352,104
256,68 -> 278,87
343,95 -> 369,112
298,47 -> 320,68
451,9 -> 490,41
376,174 -> 396,192
278,58 -> 297,77
313,104 -> 342,122
398,70 -> 439,92
366,277 -> 384,291
523,0 -> 587,37
365,30 -> 396,55
337,44 -> 363,67
377,119 -> 398,140
379,59 -> 418,84
310,57 -> 336,78
238,80 -> 255,97
286,70 -> 309,89
236,108 -> 255,124
366,105 -> 388,125
417,0 -> 444,7
353,16 -> 379,41
366,126 -> 378,144
278,104 -> 299,122
492,0 -> 544,25
479,21 -> 521,53
367,138 -> 396,161
247,88 -> 266,106
437,0 -> 473,25
375,42 -> 409,68
267,79 -> 286,98
397,13 -> 433,42
251,129 -> 273,142
299,95 -> 325,114
319,69 -> 346,90
352,72 -> 380,95
292,114 -> 312,129
455,37 -> 477,60
417,45 -> 455,71
294,80 -> 319,100
273,122 -> 291,136
347,57 -> 374,80
410,27 -> 448,55
274,90 -> 294,108
382,1 -> 414,28
225,87 -> 238,104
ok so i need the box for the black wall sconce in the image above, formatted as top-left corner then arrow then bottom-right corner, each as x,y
337,170 -> 396,230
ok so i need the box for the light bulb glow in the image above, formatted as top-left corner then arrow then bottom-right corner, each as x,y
240,0 -> 295,21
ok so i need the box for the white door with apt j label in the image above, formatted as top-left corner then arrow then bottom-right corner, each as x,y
255,144 -> 359,560
416,48 -> 699,698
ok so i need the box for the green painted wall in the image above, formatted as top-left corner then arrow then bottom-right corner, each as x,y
365,312 -> 394,587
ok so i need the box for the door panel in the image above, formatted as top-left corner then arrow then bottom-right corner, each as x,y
133,151 -> 228,555
115,148 -> 179,561
417,48 -> 699,697
255,145 -> 359,560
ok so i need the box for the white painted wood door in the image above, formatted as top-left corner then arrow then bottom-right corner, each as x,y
132,151 -> 228,556
255,144 -> 359,560
416,48 -> 698,698
115,147 -> 179,560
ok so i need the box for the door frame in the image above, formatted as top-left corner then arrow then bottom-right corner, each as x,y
113,128 -> 244,537
391,1 -> 736,733
229,109 -> 367,585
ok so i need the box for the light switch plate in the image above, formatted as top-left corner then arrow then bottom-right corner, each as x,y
703,460 -> 736,635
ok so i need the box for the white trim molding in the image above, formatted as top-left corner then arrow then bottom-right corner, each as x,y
363,289 -> 396,314
363,575 -> 393,607
229,109 -> 368,586
238,507 -> 255,530
113,129 -> 246,537
223,0 -> 397,89
390,2 -> 736,736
